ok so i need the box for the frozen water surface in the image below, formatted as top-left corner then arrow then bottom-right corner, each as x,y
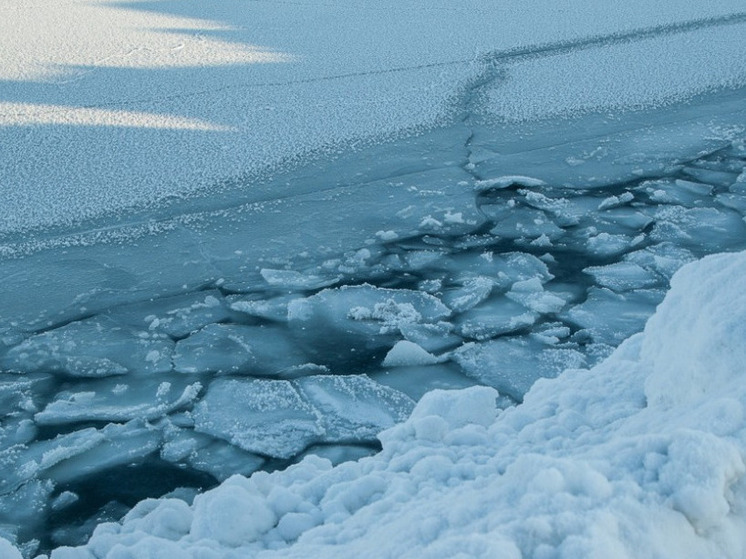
1,1 -> 746,556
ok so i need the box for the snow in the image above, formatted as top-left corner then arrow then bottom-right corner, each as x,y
32,250 -> 746,558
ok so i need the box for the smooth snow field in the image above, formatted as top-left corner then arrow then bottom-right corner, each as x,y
2,1 -> 746,558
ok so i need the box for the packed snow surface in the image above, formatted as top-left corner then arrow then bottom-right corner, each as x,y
23,250 -> 746,558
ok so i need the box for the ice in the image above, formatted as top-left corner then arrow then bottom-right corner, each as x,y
294,375 -> 414,443
398,322 -> 462,354
369,364 -> 482,402
583,232 -> 636,258
455,296 -> 538,341
105,291 -> 232,339
1,317 -> 173,378
193,378 -> 322,459
505,278 -> 567,314
43,249 -> 746,559
489,209 -> 565,241
33,379 -> 202,426
650,206 -> 746,251
160,427 -> 265,482
382,341 -> 442,368
446,251 -> 552,291
564,287 -> 665,346
453,337 -> 586,401
681,166 -> 739,188
173,324 -> 311,377
260,269 -> 341,291
640,178 -> 714,207
582,262 -> 662,292
287,285 -> 450,369
623,243 -> 696,280
227,294 -> 300,323
43,421 -> 162,484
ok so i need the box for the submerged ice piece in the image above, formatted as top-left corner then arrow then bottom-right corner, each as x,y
287,284 -> 451,369
193,378 -> 322,459
1,317 -> 173,377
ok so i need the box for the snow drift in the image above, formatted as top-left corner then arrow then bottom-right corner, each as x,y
22,250 -> 746,559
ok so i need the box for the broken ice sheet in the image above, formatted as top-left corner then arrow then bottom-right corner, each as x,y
445,251 -> 552,291
453,337 -> 586,401
287,284 -> 450,369
193,378 -> 322,459
173,323 -> 312,377
160,426 -> 264,481
368,363 -> 480,402
582,262 -> 662,293
294,375 -> 414,443
563,287 -> 665,346
1,317 -> 173,377
105,290 -> 231,339
34,378 -> 202,426
454,296 -> 538,341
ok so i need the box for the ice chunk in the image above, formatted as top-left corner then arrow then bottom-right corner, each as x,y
641,179 -> 713,207
0,373 -> 54,417
474,175 -> 546,191
650,206 -> 746,251
260,268 -> 340,290
34,378 -> 202,426
583,262 -> 661,292
584,232 -> 635,258
593,207 -> 653,234
294,375 -> 414,442
2,317 -> 173,377
441,276 -> 494,312
369,363 -> 480,402
398,322 -> 462,354
287,285 -> 450,368
447,251 -> 552,291
161,426 -> 264,481
193,378 -> 321,459
564,287 -> 664,346
505,278 -> 566,314
597,192 -> 634,210
382,341 -> 441,367
227,294 -> 299,323
521,192 -> 600,227
43,420 -> 162,485
623,243 -> 696,280
453,338 -> 586,401
489,209 -> 564,241
105,291 -> 232,339
455,296 -> 538,340
681,166 -> 738,188
173,323 -> 311,377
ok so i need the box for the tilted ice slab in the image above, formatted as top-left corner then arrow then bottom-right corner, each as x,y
30,250 -> 746,559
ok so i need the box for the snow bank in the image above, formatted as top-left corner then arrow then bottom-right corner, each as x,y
39,251 -> 746,558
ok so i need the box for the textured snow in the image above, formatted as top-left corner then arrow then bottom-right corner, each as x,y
37,251 -> 746,558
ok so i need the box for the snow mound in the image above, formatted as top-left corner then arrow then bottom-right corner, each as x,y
39,250 -> 746,558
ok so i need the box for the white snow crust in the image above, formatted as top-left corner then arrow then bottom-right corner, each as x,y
29,251 -> 746,558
